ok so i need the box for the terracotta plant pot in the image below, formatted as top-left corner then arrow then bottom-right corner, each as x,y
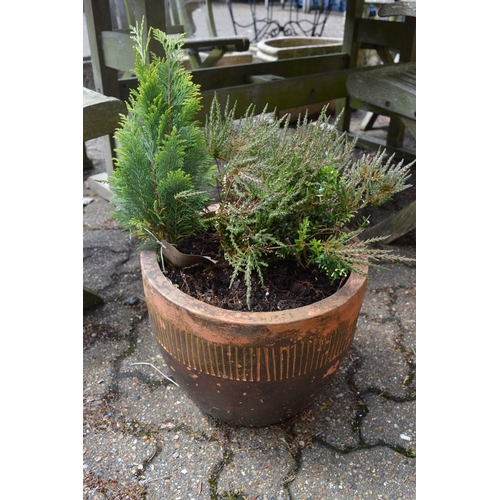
141,250 -> 368,427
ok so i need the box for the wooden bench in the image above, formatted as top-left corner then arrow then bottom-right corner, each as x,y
83,87 -> 126,201
346,1 -> 416,243
83,87 -> 126,143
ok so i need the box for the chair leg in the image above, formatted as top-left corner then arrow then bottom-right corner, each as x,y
360,112 -> 379,131
386,117 -> 406,149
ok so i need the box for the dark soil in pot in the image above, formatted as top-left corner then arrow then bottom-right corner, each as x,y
164,232 -> 346,312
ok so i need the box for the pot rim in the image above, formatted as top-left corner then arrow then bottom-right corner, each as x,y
141,249 -> 368,326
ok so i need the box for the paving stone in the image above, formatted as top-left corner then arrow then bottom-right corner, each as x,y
293,368 -> 360,450
367,260 -> 416,292
217,427 -> 295,499
83,338 -> 130,397
83,195 -> 121,230
359,289 -> 394,320
83,431 -> 157,482
143,432 -> 222,499
353,319 -> 410,398
289,443 -> 416,499
361,394 -> 416,453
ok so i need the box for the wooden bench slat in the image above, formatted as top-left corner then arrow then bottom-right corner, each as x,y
83,88 -> 127,142
346,62 -> 416,121
197,67 -> 355,120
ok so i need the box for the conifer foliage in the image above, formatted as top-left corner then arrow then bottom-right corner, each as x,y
110,22 -> 214,244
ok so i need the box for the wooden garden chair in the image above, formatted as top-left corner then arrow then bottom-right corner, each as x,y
345,1 -> 416,243
339,0 -> 416,162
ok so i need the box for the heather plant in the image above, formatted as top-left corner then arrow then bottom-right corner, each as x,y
205,98 -> 413,306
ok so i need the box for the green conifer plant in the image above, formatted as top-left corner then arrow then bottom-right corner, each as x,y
110,22 -> 214,244
110,23 -> 414,309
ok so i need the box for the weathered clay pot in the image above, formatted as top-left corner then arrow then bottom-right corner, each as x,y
141,250 -> 367,426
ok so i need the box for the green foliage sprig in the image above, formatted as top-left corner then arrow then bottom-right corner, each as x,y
110,21 -> 214,244
205,98 -> 414,307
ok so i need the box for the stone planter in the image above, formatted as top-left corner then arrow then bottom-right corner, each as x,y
141,250 -> 367,426
254,36 -> 343,62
